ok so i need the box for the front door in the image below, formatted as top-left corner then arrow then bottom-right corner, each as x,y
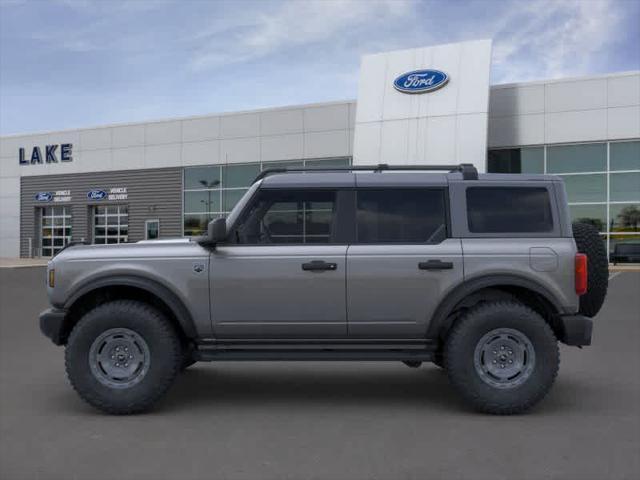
210,188 -> 347,338
346,188 -> 464,337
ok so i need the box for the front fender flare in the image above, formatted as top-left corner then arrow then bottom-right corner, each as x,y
64,274 -> 197,339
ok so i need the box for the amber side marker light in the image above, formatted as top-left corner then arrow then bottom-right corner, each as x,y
48,269 -> 55,288
575,253 -> 587,296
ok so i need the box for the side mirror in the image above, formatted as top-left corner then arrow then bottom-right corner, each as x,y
207,217 -> 227,245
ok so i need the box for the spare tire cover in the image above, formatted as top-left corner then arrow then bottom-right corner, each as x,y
572,222 -> 609,317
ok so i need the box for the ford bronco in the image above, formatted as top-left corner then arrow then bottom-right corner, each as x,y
39,164 -> 608,414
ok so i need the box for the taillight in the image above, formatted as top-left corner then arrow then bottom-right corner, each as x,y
575,253 -> 587,296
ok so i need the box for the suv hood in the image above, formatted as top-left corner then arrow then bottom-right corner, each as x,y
52,238 -> 209,262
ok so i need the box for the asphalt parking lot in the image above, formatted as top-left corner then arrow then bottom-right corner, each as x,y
0,267 -> 638,480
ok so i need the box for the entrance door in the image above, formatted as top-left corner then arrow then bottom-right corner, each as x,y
40,206 -> 72,257
145,219 -> 160,240
210,188 -> 347,338
346,188 -> 464,337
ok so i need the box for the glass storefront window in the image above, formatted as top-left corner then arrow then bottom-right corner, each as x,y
184,190 -> 221,213
569,204 -> 607,232
520,147 -> 544,173
561,174 -> 606,203
610,172 -> 640,202
223,189 -> 248,212
547,143 -> 606,173
183,213 -> 217,237
183,158 -> 351,236
609,203 -> 640,232
609,234 -> 640,264
487,148 -> 544,174
184,166 -> 221,190
222,164 -> 260,188
610,141 -> 640,171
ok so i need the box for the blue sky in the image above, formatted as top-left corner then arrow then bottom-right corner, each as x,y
1,0 -> 639,135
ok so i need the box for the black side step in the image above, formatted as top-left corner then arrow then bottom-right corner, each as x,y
194,340 -> 437,362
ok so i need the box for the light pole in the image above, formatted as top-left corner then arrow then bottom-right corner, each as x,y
199,179 -> 220,218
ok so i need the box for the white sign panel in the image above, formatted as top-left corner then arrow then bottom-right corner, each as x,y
353,39 -> 492,171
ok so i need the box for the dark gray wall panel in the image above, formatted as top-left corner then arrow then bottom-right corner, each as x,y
20,167 -> 182,257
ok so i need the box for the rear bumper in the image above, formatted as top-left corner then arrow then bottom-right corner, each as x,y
39,308 -> 68,346
558,314 -> 593,346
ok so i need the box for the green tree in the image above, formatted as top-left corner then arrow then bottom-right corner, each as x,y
616,205 -> 640,231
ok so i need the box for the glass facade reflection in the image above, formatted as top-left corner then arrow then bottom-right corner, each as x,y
489,140 -> 640,261
183,157 -> 350,236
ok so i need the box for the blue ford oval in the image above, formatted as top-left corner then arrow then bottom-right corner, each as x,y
393,69 -> 449,93
87,190 -> 107,200
35,192 -> 53,202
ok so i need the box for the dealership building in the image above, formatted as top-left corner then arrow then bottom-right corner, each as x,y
0,39 -> 638,259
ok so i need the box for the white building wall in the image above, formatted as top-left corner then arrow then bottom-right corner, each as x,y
0,101 -> 355,257
488,71 -> 640,148
353,39 -> 492,170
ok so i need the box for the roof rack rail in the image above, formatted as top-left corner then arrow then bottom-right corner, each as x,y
253,163 -> 478,183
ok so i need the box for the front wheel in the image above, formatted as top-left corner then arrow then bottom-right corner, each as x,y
444,301 -> 559,414
65,300 -> 182,414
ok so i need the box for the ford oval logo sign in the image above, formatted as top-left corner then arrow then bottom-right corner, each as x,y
393,69 -> 449,94
87,190 -> 107,200
35,192 -> 53,202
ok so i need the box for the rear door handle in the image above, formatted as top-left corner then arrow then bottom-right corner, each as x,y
418,260 -> 453,270
302,260 -> 338,272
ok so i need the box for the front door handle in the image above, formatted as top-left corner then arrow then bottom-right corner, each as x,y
302,260 -> 338,272
418,260 -> 453,270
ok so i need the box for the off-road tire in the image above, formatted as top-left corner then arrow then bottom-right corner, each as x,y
65,300 -> 182,414
444,301 -> 559,415
572,222 -> 609,317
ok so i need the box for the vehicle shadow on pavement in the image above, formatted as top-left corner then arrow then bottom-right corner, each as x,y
157,364 -> 472,414
160,364 -> 600,416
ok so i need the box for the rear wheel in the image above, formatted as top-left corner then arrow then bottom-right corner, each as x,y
65,300 -> 182,414
444,300 -> 559,414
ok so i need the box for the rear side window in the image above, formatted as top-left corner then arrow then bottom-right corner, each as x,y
466,187 -> 553,233
356,189 -> 447,243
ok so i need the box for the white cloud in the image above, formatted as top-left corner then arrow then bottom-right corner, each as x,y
491,0 -> 623,83
189,0 -> 415,71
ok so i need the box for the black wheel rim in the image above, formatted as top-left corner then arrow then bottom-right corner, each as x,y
473,328 -> 535,389
89,328 -> 151,389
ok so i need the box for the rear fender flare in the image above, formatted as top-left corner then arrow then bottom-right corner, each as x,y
426,274 -> 564,339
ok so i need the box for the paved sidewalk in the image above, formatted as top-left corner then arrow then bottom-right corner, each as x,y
0,257 -> 49,268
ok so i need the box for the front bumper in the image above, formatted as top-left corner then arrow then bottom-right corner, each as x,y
557,314 -> 593,346
39,308 -> 68,346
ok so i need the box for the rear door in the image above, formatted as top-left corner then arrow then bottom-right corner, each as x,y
346,188 -> 463,338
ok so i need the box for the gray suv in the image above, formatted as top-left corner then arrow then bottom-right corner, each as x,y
39,164 -> 609,415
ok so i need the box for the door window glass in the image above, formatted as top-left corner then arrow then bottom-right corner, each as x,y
356,189 -> 447,243
232,190 -> 336,244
